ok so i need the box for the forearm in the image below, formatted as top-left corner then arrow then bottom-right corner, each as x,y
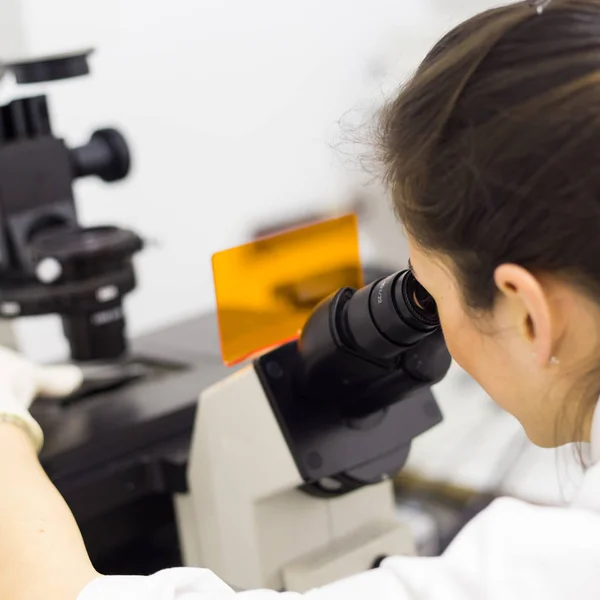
0,423 -> 99,600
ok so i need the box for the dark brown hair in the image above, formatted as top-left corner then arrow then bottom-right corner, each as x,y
378,0 -> 600,311
377,0 -> 600,443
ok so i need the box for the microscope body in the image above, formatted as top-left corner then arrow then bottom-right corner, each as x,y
177,273 -> 451,592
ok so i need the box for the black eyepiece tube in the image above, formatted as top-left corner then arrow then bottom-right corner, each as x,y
344,270 -> 440,360
298,269 -> 450,414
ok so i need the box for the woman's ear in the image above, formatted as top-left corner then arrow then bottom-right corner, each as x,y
494,264 -> 553,367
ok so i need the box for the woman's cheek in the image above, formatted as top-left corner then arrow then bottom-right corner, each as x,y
438,307 -> 480,375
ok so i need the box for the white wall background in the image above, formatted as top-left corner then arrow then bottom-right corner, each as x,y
0,0 -> 501,361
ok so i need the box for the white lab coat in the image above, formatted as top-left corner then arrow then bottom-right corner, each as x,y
79,404 -> 600,600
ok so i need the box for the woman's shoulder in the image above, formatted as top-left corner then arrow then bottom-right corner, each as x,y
442,492 -> 600,559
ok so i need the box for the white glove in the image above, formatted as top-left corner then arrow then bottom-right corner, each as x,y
0,346 -> 83,452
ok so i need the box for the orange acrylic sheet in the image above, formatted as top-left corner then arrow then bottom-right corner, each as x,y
212,214 -> 363,365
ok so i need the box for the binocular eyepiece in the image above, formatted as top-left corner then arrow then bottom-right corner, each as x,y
254,268 -> 450,490
342,270 -> 439,361
298,269 -> 450,415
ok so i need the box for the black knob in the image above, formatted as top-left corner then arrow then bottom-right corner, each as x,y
70,128 -> 131,182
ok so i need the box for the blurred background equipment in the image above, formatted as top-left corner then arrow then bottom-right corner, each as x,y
0,5 -> 206,573
0,79 -> 141,363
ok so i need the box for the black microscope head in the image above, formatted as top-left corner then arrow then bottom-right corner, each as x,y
298,270 -> 451,415
254,269 -> 451,496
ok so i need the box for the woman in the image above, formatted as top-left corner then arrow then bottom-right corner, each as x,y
2,0 -> 600,598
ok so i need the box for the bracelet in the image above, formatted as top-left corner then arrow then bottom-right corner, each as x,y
0,412 -> 44,453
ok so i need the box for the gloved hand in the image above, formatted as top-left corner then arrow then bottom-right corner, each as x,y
0,346 -> 83,452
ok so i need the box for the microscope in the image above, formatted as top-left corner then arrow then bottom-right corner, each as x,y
0,51 -> 142,365
176,269 -> 451,592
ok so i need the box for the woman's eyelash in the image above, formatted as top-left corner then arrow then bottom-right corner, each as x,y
408,259 -> 418,279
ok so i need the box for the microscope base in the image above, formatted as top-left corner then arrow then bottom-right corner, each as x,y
179,365 -> 415,592
282,515 -> 412,592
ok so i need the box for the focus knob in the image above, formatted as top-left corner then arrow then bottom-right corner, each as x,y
71,128 -> 131,182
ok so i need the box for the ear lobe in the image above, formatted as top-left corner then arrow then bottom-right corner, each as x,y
494,264 -> 553,365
